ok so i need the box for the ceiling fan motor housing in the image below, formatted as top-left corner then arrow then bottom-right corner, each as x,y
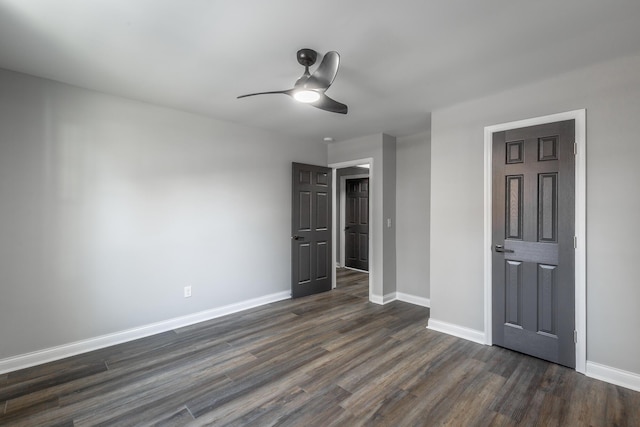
297,49 -> 317,67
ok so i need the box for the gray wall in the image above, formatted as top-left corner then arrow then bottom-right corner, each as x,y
328,134 -> 396,299
396,130 -> 430,300
335,166 -> 369,266
382,134 -> 397,297
0,68 -> 326,360
430,52 -> 640,374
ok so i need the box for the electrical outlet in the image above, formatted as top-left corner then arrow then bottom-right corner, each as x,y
184,286 -> 192,298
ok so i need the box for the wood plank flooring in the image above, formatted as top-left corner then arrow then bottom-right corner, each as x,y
1,268 -> 639,426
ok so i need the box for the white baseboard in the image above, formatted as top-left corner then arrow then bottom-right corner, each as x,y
369,292 -> 396,305
586,361 -> 640,392
0,290 -> 291,375
427,318 -> 486,345
369,294 -> 384,305
383,292 -> 397,304
370,292 -> 431,307
344,267 -> 369,273
396,292 -> 430,308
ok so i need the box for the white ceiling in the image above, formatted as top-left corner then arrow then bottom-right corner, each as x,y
2,0 -> 640,142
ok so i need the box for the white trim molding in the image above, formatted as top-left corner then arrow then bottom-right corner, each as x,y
370,292 -> 396,305
0,291 -> 290,375
343,267 -> 369,274
369,294 -> 384,305
382,293 -> 397,304
427,319 -> 486,345
586,361 -> 640,392
369,292 -> 430,308
396,292 -> 431,308
483,109 -> 587,374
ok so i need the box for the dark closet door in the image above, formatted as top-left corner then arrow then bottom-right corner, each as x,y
291,162 -> 332,298
345,178 -> 369,271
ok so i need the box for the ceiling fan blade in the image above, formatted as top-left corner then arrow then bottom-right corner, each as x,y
305,51 -> 340,90
311,93 -> 348,114
237,89 -> 293,99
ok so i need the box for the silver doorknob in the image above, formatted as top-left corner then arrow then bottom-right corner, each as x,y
495,244 -> 514,253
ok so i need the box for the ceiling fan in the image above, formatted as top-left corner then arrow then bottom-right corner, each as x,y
237,48 -> 348,114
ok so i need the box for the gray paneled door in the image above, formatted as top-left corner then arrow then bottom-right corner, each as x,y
345,178 -> 369,271
291,163 -> 332,298
492,120 -> 576,368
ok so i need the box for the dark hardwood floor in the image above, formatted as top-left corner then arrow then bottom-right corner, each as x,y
1,268 -> 638,426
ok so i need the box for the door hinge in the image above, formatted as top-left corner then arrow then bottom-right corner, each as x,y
574,330 -> 578,344
574,236 -> 577,249
573,142 -> 577,155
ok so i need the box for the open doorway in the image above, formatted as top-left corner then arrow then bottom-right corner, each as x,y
339,169 -> 369,271
343,176 -> 369,270
335,268 -> 369,298
330,160 -> 372,297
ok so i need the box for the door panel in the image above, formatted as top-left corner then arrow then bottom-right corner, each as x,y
299,192 -> 311,230
291,163 -> 332,298
506,175 -> 523,239
316,241 -> 329,279
492,120 -> 575,368
505,260 -> 523,327
538,173 -> 557,242
345,178 -> 369,271
316,192 -> 329,230
537,264 -> 557,336
298,243 -> 311,283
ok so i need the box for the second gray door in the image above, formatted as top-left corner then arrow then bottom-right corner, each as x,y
492,120 -> 575,368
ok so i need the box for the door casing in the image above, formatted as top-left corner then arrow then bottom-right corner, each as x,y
484,109 -> 586,373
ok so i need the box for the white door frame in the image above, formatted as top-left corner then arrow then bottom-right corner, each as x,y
330,158 -> 374,299
483,109 -> 586,374
339,173 -> 370,268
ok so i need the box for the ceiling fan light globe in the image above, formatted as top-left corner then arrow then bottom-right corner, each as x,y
293,90 -> 320,103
